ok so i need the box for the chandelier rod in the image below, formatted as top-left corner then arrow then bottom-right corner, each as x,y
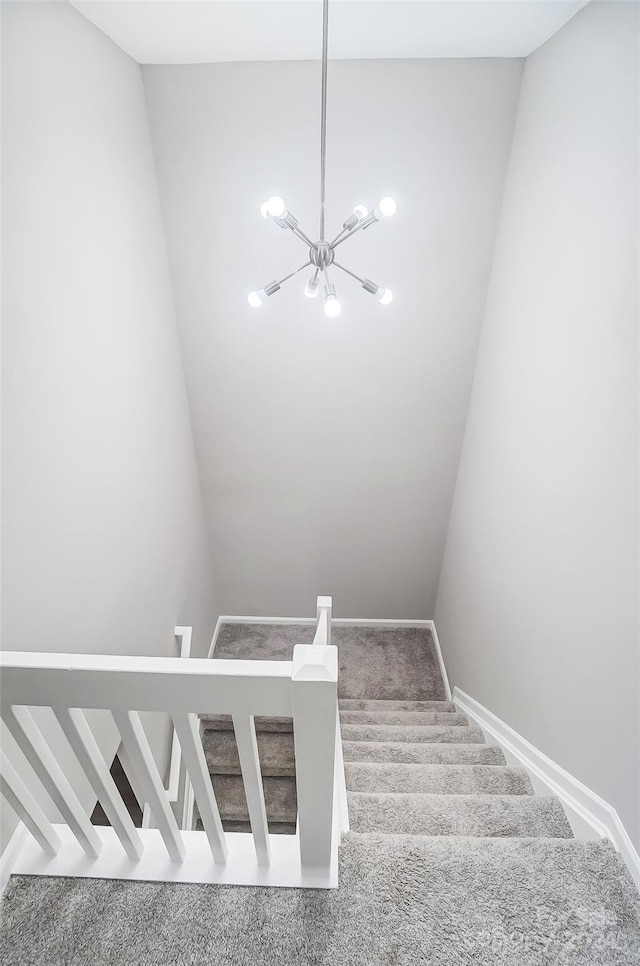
319,0 -> 329,241
333,261 -> 365,284
280,260 -> 313,286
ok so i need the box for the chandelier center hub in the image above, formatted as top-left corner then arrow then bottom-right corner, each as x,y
310,241 -> 334,270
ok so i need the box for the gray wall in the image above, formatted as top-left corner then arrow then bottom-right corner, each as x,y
1,2 -> 218,841
143,56 -> 523,618
435,2 -> 639,842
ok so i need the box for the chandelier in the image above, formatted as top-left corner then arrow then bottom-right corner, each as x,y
248,0 -> 396,317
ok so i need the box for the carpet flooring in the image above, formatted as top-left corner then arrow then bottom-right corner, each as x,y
213,622 -> 447,701
1,837 -> 638,965
2,622 -> 639,964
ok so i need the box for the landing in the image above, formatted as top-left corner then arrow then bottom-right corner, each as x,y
214,623 -> 446,701
2,836 -> 639,964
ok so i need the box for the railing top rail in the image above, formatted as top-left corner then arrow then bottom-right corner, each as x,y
1,654 -> 294,716
0,652 -> 291,678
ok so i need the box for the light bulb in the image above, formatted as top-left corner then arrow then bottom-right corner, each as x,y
325,295 -> 342,318
304,278 -> 319,299
378,196 -> 397,217
260,201 -> 270,218
353,204 -> 368,220
266,195 -> 286,218
378,288 -> 394,305
248,290 -> 263,308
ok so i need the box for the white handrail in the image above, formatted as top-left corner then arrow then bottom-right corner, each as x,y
0,596 -> 346,889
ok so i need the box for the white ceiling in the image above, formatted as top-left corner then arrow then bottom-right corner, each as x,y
70,1 -> 590,65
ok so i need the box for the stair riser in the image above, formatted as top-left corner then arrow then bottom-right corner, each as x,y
345,763 -> 533,796
341,724 -> 485,744
343,742 -> 506,766
211,775 -> 297,825
203,731 -> 295,776
347,793 -> 573,838
339,699 -> 456,713
201,715 -> 292,733
340,711 -> 468,727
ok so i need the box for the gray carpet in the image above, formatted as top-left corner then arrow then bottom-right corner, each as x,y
343,739 -> 507,765
340,698 -> 456,712
341,722 -> 485,743
340,709 -> 470,726
3,622 -> 640,963
214,622 -> 447,701
348,791 -> 574,837
203,623 -> 448,831
2,836 -> 639,965
345,761 -> 533,795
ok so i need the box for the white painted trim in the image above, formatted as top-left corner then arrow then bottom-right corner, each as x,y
0,823 -> 29,896
207,616 -> 224,658
453,687 -> 640,893
212,616 -> 431,629
426,620 -> 451,701
12,825 -> 337,889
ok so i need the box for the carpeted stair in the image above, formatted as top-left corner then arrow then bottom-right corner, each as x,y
2,622 -> 639,964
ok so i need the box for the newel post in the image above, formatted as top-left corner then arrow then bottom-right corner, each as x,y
291,642 -> 338,877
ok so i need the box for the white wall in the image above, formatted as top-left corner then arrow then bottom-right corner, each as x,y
1,2 -> 218,842
435,2 -> 639,842
143,56 -> 523,618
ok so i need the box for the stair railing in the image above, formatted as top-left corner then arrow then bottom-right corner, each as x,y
138,626 -> 195,831
0,596 -> 346,889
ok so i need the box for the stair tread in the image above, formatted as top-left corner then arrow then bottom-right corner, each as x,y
341,723 -> 485,744
345,762 -> 533,796
200,714 -> 293,733
339,699 -> 455,713
340,710 -> 468,727
211,774 -> 297,824
342,741 -> 506,766
203,730 -> 295,776
196,819 -> 297,835
347,792 -> 573,838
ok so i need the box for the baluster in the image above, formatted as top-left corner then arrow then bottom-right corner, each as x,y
232,715 -> 270,866
172,713 -> 227,863
113,710 -> 185,863
0,750 -> 61,856
2,706 -> 102,858
316,595 -> 332,647
54,708 -> 143,862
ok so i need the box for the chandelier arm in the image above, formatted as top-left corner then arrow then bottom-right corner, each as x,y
278,260 -> 313,286
329,227 -> 349,247
320,0 -> 329,240
333,261 -> 365,285
331,217 -> 376,250
289,224 -> 316,248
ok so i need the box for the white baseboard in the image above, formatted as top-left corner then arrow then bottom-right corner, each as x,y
426,620 -> 452,701
0,823 -> 28,896
453,686 -> 640,893
207,615 -> 433,659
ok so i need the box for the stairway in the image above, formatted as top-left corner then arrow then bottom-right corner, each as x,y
342,698 -> 572,838
2,622 -> 638,964
201,621 -> 452,832
204,622 -> 574,843
200,714 -> 297,832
